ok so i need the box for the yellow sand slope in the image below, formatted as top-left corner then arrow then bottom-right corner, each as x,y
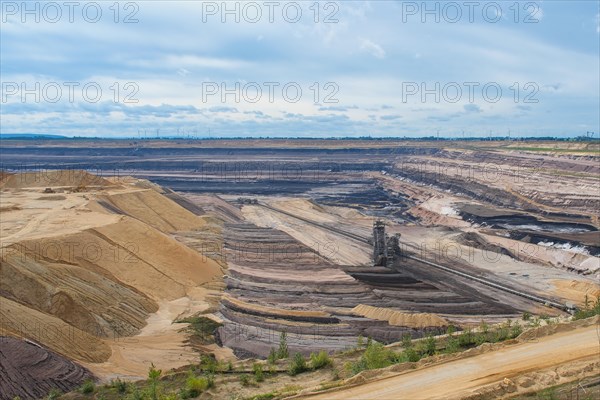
352,304 -> 448,328
0,172 -> 222,368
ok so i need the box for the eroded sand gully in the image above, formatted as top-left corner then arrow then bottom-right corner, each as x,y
0,171 -> 225,384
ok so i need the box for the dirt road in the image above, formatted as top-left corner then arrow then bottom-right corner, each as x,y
303,324 -> 600,400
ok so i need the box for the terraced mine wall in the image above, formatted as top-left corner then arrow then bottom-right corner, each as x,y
0,337 -> 92,400
215,215 -> 521,359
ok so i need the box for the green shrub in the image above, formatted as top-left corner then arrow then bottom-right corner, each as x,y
128,385 -> 143,400
186,375 -> 209,397
80,380 -> 95,394
205,373 -> 215,389
422,334 -> 436,356
111,378 -> 127,393
445,337 -> 460,354
522,312 -> 531,321
47,389 -> 61,400
178,388 -> 191,400
458,328 -> 475,347
200,355 -> 217,374
310,351 -> 332,370
492,324 -> 510,343
510,322 -> 523,338
479,320 -> 489,334
288,353 -> 308,376
403,347 -> 421,362
361,342 -> 393,370
357,335 -> 364,348
147,363 -> 162,400
253,363 -> 264,382
267,348 -> 278,364
401,333 -> 413,349
277,332 -> 289,359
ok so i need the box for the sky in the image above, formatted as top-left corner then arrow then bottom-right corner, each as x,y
1,0 -> 599,138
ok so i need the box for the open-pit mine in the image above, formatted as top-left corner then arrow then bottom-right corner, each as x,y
0,139 -> 598,400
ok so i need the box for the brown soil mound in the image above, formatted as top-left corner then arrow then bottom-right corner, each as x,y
1,216 -> 222,339
223,295 -> 332,319
92,189 -> 206,232
352,304 -> 448,328
551,279 -> 600,306
1,173 -> 222,372
0,336 -> 93,400
0,170 -> 112,189
0,297 -> 111,363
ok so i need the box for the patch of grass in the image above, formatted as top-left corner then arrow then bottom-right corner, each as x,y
248,393 -> 276,400
535,387 -> 558,400
240,374 -> 252,387
185,374 -> 209,397
47,389 -> 61,400
175,316 -> 223,344
319,381 -> 344,391
310,351 -> 332,370
457,328 -> 475,347
573,295 -> 600,320
280,384 -> 302,397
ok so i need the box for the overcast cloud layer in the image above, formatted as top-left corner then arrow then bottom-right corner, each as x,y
1,0 -> 599,138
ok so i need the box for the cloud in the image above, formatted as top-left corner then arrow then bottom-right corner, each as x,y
129,55 -> 251,70
1,1 -> 597,137
463,104 -> 482,113
208,106 -> 239,113
318,105 -> 358,112
380,115 -> 402,121
542,83 -> 562,92
359,38 -> 386,59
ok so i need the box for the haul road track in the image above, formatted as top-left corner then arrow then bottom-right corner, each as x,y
255,202 -> 571,313
300,323 -> 600,400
